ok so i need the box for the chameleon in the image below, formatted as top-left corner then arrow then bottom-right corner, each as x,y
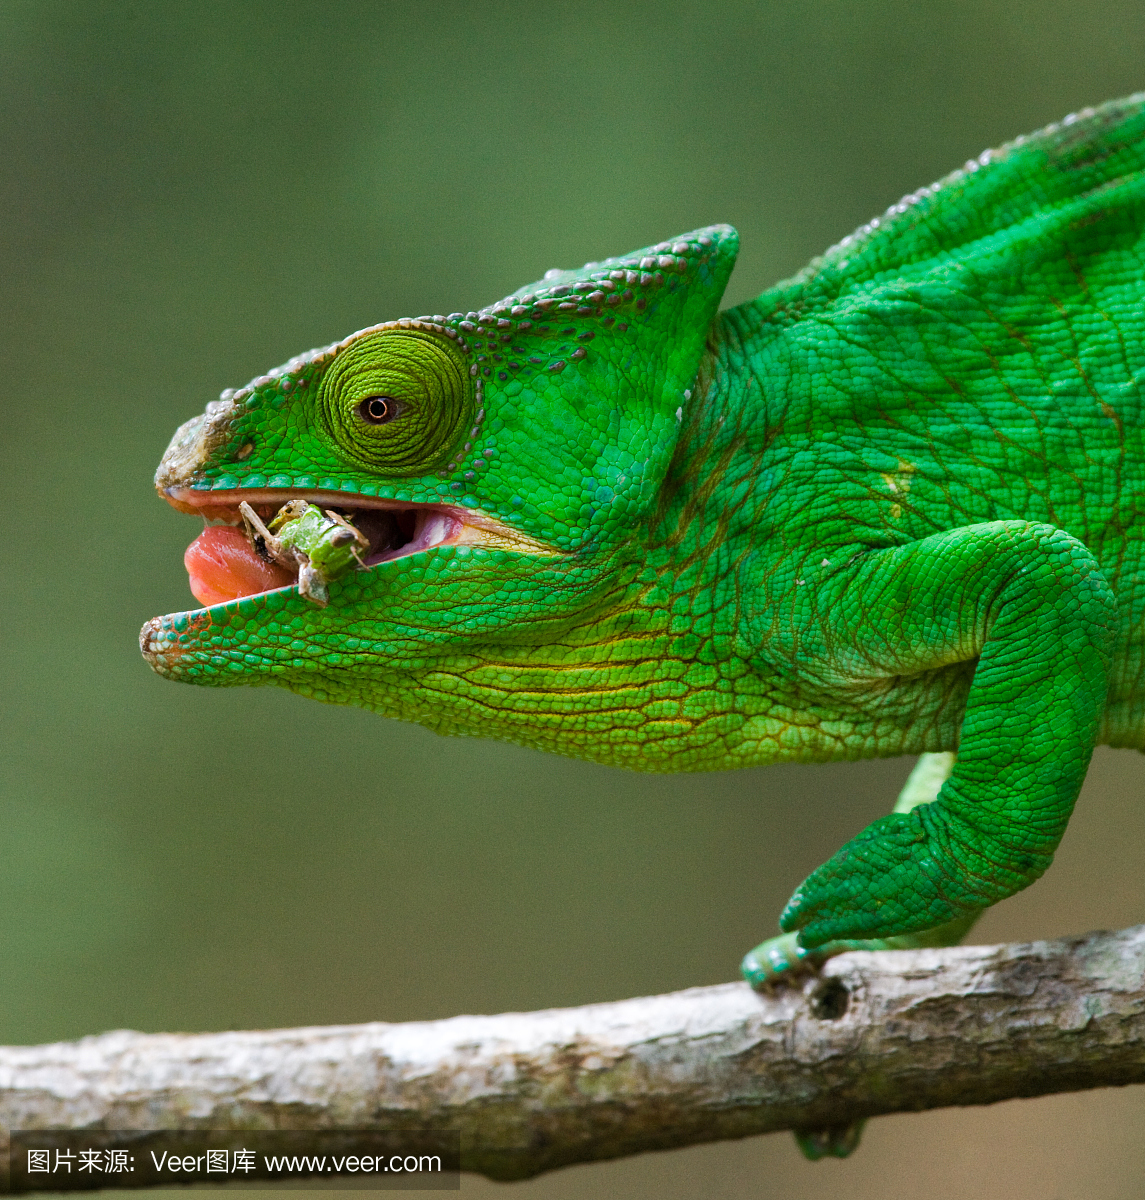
144,94 -> 1145,1064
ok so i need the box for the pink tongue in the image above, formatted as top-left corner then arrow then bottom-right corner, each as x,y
184,526 -> 295,607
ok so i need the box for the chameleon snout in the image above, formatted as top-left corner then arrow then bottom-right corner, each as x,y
154,396 -> 243,493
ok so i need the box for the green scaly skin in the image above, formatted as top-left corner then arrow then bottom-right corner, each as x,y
144,96 -> 1145,1004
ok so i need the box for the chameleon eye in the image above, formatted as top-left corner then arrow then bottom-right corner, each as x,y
317,327 -> 473,476
357,395 -> 402,425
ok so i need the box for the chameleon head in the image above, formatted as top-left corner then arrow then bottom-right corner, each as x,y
141,225 -> 739,744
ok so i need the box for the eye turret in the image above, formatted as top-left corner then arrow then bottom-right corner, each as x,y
318,328 -> 472,475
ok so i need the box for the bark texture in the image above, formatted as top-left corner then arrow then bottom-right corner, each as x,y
3,926 -> 1145,1186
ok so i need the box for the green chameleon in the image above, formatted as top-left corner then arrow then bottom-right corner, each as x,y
144,95 -> 1144,1148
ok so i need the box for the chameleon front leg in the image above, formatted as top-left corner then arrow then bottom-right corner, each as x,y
738,520 -> 1114,1162
741,752 -> 980,987
743,519 -> 1116,966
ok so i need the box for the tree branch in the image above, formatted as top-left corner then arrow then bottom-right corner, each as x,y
3,925 -> 1145,1186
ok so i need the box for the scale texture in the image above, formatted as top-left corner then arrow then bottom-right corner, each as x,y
142,95 -> 1145,973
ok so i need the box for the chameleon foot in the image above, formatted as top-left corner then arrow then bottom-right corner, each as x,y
794,1121 -> 865,1160
742,912 -> 983,990
742,756 -> 977,992
740,933 -> 822,987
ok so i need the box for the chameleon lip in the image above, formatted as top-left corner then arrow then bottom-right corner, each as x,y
163,485 -> 558,608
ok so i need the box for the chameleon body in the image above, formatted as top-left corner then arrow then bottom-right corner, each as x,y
144,97 -> 1145,1004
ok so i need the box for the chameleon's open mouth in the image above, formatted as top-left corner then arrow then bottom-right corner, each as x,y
162,487 -> 550,609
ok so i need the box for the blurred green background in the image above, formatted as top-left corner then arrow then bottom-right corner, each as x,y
4,1 -> 1145,1196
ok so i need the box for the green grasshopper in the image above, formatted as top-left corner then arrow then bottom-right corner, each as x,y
239,499 -> 368,606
